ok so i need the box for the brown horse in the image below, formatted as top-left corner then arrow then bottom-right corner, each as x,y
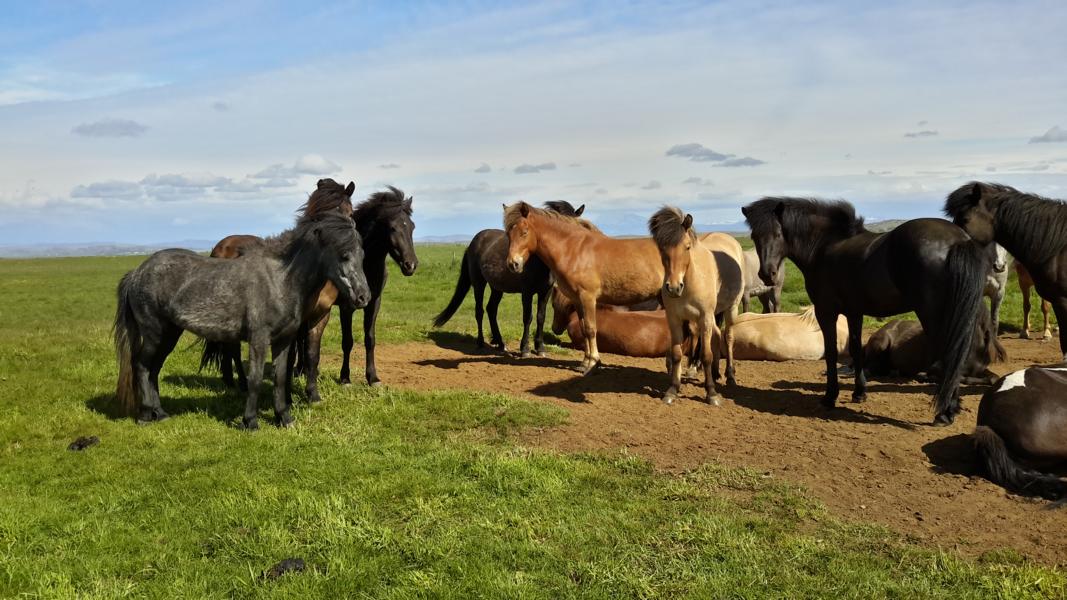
561,306 -> 694,358
1015,259 -> 1053,340
973,365 -> 1067,504
649,207 -> 743,405
504,202 -> 671,373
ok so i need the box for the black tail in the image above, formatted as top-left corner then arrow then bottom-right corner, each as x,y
291,324 -> 310,377
432,247 -> 472,327
934,241 -> 987,420
113,272 -> 140,416
198,340 -> 227,373
973,426 -> 1067,504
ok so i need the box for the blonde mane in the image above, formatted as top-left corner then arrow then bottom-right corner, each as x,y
503,201 -> 601,233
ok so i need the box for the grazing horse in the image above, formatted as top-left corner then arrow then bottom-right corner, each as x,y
649,207 -> 742,405
728,308 -> 849,361
944,182 -> 1067,360
864,303 -> 1006,385
984,244 -> 1009,335
743,197 -> 987,425
434,201 -> 584,357
741,249 -> 784,313
115,212 -> 371,429
1015,259 -> 1053,341
973,365 -> 1067,504
504,202 -> 669,373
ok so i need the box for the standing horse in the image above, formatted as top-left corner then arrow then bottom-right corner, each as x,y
984,244 -> 1009,335
434,201 -> 583,357
504,202 -> 674,373
743,197 -> 987,425
741,249 -> 784,313
944,182 -> 1067,359
649,207 -> 743,405
1015,259 -> 1053,341
115,212 -> 371,429
973,365 -> 1067,504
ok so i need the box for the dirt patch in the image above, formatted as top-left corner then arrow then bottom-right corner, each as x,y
354,334 -> 1066,565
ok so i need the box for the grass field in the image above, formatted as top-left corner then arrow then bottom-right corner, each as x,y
0,244 -> 1062,598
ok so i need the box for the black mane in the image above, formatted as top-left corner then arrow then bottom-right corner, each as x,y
284,211 -> 360,266
543,200 -> 581,216
745,196 -> 865,240
298,178 -> 354,217
945,181 -> 1067,263
353,186 -> 412,236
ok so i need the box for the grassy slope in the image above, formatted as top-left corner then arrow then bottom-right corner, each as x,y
0,248 -> 1061,598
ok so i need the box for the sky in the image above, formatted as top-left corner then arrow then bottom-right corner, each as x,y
1,0 -> 1066,245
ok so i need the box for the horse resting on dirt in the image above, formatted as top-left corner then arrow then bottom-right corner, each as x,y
743,197 -> 988,425
973,365 -> 1067,505
115,211 -> 372,429
204,180 -> 417,399
433,201 -> 584,357
649,206 -> 744,405
944,182 -> 1067,359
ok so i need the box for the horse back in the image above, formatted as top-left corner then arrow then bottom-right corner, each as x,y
211,234 -> 264,258
978,367 -> 1067,462
576,237 -> 664,304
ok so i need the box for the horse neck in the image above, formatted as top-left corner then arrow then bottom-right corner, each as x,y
283,244 -> 331,308
359,217 -> 392,264
783,217 -> 849,273
528,213 -> 595,273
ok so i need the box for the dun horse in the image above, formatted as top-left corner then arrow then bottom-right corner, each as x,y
434,201 -> 583,357
1015,260 -> 1053,340
744,197 -> 987,425
973,365 -> 1067,504
115,212 -> 371,429
728,308 -> 848,361
649,207 -> 743,405
944,182 -> 1067,359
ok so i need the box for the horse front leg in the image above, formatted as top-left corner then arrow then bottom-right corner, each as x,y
533,289 -> 548,356
304,313 -> 329,402
519,291 -> 534,357
990,288 -> 1004,335
846,314 -> 866,403
271,342 -> 294,428
363,294 -> 383,386
817,308 -> 840,408
722,306 -> 737,386
338,304 -> 355,385
663,317 -> 687,405
1042,299 -> 1054,342
578,292 -> 600,374
242,337 -> 267,430
487,289 -> 506,351
1021,286 -> 1033,339
702,317 -> 722,405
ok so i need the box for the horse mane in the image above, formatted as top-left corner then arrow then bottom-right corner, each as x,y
543,200 -> 581,216
283,211 -> 359,266
503,201 -> 600,233
945,182 -> 1067,263
352,186 -> 412,234
744,197 -> 866,264
298,178 -> 354,218
797,305 -> 819,330
648,206 -> 695,247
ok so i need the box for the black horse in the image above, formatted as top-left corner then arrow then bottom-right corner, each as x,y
115,212 -> 371,429
743,197 -> 987,425
973,365 -> 1067,505
433,200 -> 583,357
944,182 -> 1067,361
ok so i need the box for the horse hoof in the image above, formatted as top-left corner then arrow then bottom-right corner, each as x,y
368,380 -> 383,388
520,351 -> 533,359
820,397 -> 838,409
706,394 -> 723,406
932,413 -> 954,427
662,391 -> 677,405
307,391 -> 322,404
277,415 -> 295,428
853,393 -> 867,404
726,376 -> 737,387
579,361 -> 601,375
240,418 -> 259,431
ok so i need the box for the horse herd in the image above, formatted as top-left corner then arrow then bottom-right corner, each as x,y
113,180 -> 1066,505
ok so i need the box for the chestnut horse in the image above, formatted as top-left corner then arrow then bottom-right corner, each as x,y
973,365 -> 1067,504
1015,259 -> 1053,340
649,206 -> 743,405
944,182 -> 1067,360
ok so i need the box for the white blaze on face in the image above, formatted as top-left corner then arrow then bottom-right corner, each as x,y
997,368 -> 1028,392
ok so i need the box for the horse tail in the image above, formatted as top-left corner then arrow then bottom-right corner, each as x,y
934,241 -> 987,419
973,426 -> 1067,504
198,340 -> 227,373
113,272 -> 140,416
432,246 -> 472,327
291,325 -> 309,377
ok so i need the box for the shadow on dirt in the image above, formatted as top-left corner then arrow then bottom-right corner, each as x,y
921,433 -> 977,477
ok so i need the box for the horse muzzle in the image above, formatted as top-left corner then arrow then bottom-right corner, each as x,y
663,281 -> 684,298
507,257 -> 525,273
401,260 -> 418,276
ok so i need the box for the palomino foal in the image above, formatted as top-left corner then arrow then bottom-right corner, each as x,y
649,206 -> 743,405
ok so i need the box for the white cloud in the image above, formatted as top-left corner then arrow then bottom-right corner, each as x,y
70,180 -> 143,199
474,163 -> 492,173
666,143 -> 731,162
682,177 -> 714,186
514,162 -> 557,174
251,154 -> 341,179
71,118 -> 148,138
1029,126 -> 1067,144
715,156 -> 765,167
903,130 -> 938,138
211,101 -> 230,112
379,163 -> 401,169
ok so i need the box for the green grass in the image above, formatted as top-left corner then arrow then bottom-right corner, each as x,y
0,247 -> 1062,598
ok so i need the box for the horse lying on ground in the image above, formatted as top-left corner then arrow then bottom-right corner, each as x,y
649,207 -> 743,405
741,249 -> 784,313
115,212 -> 371,429
864,304 -> 1006,384
944,182 -> 1067,360
434,201 -> 583,357
1015,259 -> 1054,341
744,197 -> 988,425
560,306 -> 693,358
973,365 -> 1067,505
727,307 -> 848,361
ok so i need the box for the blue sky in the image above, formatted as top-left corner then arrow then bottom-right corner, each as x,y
2,0 -> 1066,244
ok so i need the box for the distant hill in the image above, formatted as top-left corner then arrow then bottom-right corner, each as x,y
866,219 -> 907,233
0,240 -> 216,258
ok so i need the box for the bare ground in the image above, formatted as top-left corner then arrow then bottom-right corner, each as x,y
347,333 -> 1067,565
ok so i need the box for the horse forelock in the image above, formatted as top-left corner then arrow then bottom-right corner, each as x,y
648,206 -> 692,248
285,211 -> 360,265
300,180 -> 354,218
353,186 -> 413,237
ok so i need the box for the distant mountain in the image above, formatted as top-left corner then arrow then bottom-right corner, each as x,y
865,219 -> 907,233
415,234 -> 472,244
0,240 -> 216,258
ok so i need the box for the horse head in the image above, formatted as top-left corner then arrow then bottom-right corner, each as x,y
944,182 -> 997,244
504,202 -> 537,273
648,206 -> 696,298
356,186 -> 418,276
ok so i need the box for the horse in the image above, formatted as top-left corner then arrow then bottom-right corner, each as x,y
504,202 -> 670,373
741,249 -> 784,313
984,244 -> 1009,335
114,211 -> 372,429
973,365 -> 1067,504
434,201 -> 584,357
864,303 -> 1006,385
944,182 -> 1067,360
1015,259 -> 1053,341
561,306 -> 692,358
743,197 -> 988,425
648,206 -> 743,405
203,182 -> 418,397
727,308 -> 848,361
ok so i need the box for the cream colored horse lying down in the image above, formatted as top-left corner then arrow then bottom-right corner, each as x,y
723,307 -> 849,361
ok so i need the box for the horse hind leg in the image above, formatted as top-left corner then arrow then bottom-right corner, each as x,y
1041,299 -> 1053,341
723,306 -> 738,386
846,314 -> 867,403
139,324 -> 181,424
533,290 -> 548,356
228,342 -> 247,392
486,289 -> 506,351
519,291 -> 534,357
1020,285 -> 1033,339
271,342 -> 294,428
473,278 -> 487,348
241,337 -> 268,430
702,317 -> 723,405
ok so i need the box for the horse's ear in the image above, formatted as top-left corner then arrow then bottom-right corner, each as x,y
345,182 -> 355,197
317,178 -> 328,188
741,206 -> 749,218
519,202 -> 530,217
682,213 -> 693,230
575,204 -> 585,216
773,201 -> 785,220
968,182 -> 982,206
